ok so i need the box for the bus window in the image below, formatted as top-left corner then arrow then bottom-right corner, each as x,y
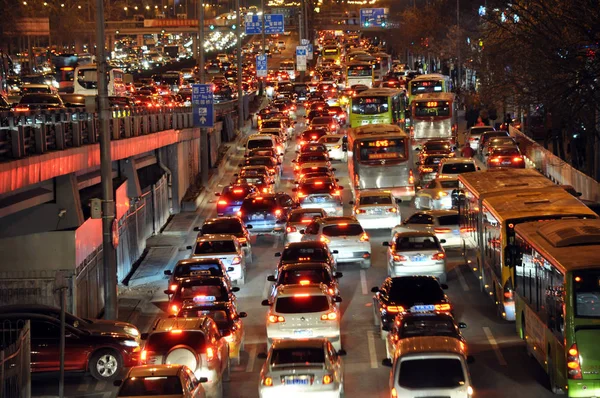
414,101 -> 450,117
411,80 -> 443,95
352,96 -> 388,115
77,68 -> 97,89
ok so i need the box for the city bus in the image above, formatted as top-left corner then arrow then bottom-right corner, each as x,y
511,218 -> 600,396
74,64 -> 126,96
321,45 -> 341,64
371,52 -> 391,81
407,73 -> 452,104
349,88 -> 408,128
347,123 -> 414,199
410,92 -> 458,148
345,61 -> 374,89
457,178 -> 597,321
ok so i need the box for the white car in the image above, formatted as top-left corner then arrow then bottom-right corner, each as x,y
258,339 -> 345,398
383,231 -> 447,283
414,178 -> 459,210
350,190 -> 401,230
318,134 -> 346,161
391,210 -> 461,248
465,125 -> 495,151
115,364 -> 207,397
436,158 -> 477,180
188,234 -> 247,285
263,284 -> 342,350
301,216 -> 371,269
285,208 -> 328,244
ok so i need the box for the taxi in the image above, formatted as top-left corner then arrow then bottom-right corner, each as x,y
293,153 -> 332,175
166,276 -> 240,316
350,190 -> 401,229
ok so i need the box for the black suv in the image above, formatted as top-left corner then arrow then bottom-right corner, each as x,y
239,192 -> 299,237
274,241 -> 337,270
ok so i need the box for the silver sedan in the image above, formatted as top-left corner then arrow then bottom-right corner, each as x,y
414,178 -> 459,210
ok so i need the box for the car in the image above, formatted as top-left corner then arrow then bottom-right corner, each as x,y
140,317 -> 230,398
293,153 -> 332,174
383,231 -> 447,282
417,139 -> 455,164
297,129 -> 329,150
301,216 -> 371,269
371,276 -> 451,338
416,155 -> 451,187
284,208 -> 328,244
349,190 -> 401,229
297,143 -> 329,157
310,116 -> 339,133
214,184 -> 258,217
165,258 -> 234,293
187,234 -> 247,285
246,134 -> 280,157
383,313 -> 467,361
258,128 -> 287,149
178,301 -> 247,366
114,364 -> 208,397
267,262 -> 342,302
14,93 -> 65,111
318,134 -> 346,161
0,313 -> 140,381
480,136 -> 518,163
258,339 -> 345,398
195,217 -> 253,261
246,147 -> 282,160
487,146 -> 526,168
392,210 -> 461,248
297,165 -> 336,180
293,177 -> 344,216
465,125 -> 495,151
240,156 -> 281,179
233,174 -> 272,195
166,276 -> 240,316
414,178 -> 459,210
239,193 -> 299,237
478,130 -> 510,155
262,284 -> 342,350
274,241 -> 337,270
436,158 -> 477,180
325,105 -> 347,125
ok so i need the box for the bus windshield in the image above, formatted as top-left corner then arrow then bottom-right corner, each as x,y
352,96 -> 388,115
358,139 -> 406,162
347,66 -> 372,77
411,80 -> 443,95
414,101 -> 451,117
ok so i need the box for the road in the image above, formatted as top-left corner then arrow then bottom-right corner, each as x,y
31,41 -> 555,398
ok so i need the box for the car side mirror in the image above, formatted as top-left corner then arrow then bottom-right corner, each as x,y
141,333 -> 149,340
113,380 -> 123,387
257,352 -> 268,359
239,312 -> 248,318
299,230 -> 305,235
395,198 -> 402,204
441,284 -> 449,290
267,275 -> 276,282
246,225 -> 253,229
371,286 -> 379,293
334,296 -> 342,303
274,252 -> 281,257
332,250 -> 338,254
381,324 -> 390,332
348,200 -> 354,205
337,349 -> 347,356
381,358 -> 393,367
459,322 -> 467,329
193,227 -> 201,232
227,267 -> 235,272
440,239 -> 446,244
261,299 -> 271,306
232,287 -> 240,292
164,290 -> 172,295
335,272 -> 343,278
331,168 -> 337,171
467,355 -> 475,364
198,377 -> 209,383
164,270 -> 172,275
186,245 -> 193,250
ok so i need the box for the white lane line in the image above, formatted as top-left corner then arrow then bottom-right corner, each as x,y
94,381 -> 107,391
455,264 -> 469,291
246,344 -> 257,373
367,331 -> 379,369
360,270 -> 368,295
77,380 -> 90,392
272,235 -> 280,249
483,326 -> 507,366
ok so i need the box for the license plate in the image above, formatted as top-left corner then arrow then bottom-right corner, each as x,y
293,329 -> 313,337
283,375 -> 310,385
312,196 -> 327,203
369,209 -> 383,215
501,161 -> 511,165
411,256 -> 426,262
411,305 -> 436,312
190,270 -> 211,276
453,229 -> 460,235
250,214 -> 265,220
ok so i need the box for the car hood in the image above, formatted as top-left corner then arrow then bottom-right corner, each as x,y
83,319 -> 140,340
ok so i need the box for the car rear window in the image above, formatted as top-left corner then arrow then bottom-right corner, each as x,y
399,316 -> 458,338
491,148 -> 520,156
437,215 -> 459,226
262,121 -> 281,129
202,220 -> 243,234
118,376 -> 183,396
236,176 -> 265,186
322,224 -> 364,237
146,331 -> 206,352
440,163 -> 476,174
423,156 -> 445,166
439,180 -> 459,189
398,358 -> 465,389
174,262 -> 224,277
241,197 -> 277,212
194,240 -> 236,254
359,195 -> 392,205
299,153 -> 328,163
248,138 -> 273,149
389,278 -> 445,302
271,348 -> 325,366
312,117 -> 334,125
299,182 -> 335,194
302,130 -> 327,140
282,247 -> 328,262
180,284 -> 227,301
223,186 -> 253,197
275,295 -> 330,313
394,236 -> 439,250
280,267 -> 332,285
289,211 -> 324,223
180,309 -> 232,330
320,136 -> 342,144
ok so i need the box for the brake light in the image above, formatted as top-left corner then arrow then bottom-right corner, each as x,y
238,237 -> 247,243
14,107 -> 29,112
268,314 -> 285,323
392,254 -> 407,262
268,168 -> 275,173
386,208 -> 397,213
320,235 -> 330,244
262,376 -> 273,387
170,329 -> 183,334
297,191 -> 306,198
434,227 -> 451,233
223,333 -> 234,343
332,190 -> 341,196
274,209 -> 282,217
206,347 -> 215,361
140,350 -> 148,362
263,188 -> 269,193
431,252 -> 446,260
460,227 -> 474,233
360,232 -> 369,242
421,167 -> 434,173
386,305 -> 405,313
236,211 -> 242,217
169,284 -> 178,291
311,135 -> 317,140
170,304 -> 179,314
513,156 -> 523,162
568,343 -> 582,379
320,311 -> 337,320
490,157 -> 501,163
409,169 -> 415,185
233,189 -> 244,194
355,209 -> 366,214
217,200 -> 228,205
434,303 -> 451,312
300,140 -> 306,146
391,387 -> 398,398
232,256 -> 242,265
299,279 -> 310,285
287,226 -> 297,233
315,181 -> 324,186
503,283 -> 514,302
323,374 -> 333,384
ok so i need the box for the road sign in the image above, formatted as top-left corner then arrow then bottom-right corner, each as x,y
296,46 -> 307,72
301,39 -> 309,46
256,54 -> 267,78
244,14 -> 261,35
360,8 -> 387,28
192,84 -> 214,128
264,14 -> 285,34
307,43 -> 313,60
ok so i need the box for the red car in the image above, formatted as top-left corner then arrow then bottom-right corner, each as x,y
487,147 -> 526,168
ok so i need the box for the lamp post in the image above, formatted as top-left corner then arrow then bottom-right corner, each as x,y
236,0 -> 243,131
456,0 -> 461,90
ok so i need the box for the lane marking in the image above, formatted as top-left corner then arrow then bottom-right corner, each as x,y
77,380 -> 90,392
246,344 -> 257,373
94,381 -> 107,391
360,270 -> 368,295
367,330 -> 379,369
455,263 -> 470,291
483,326 -> 507,366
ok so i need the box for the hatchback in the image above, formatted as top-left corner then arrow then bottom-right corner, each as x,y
318,134 -> 346,161
293,177 -> 344,216
350,190 -> 401,229
239,193 -> 299,237
195,217 -> 253,262
465,125 -> 495,151
383,231 -> 447,282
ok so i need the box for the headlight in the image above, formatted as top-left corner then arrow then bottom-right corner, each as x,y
121,340 -> 139,348
124,326 -> 140,337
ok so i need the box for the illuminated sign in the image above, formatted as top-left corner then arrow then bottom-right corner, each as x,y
367,152 -> 402,160
365,139 -> 400,147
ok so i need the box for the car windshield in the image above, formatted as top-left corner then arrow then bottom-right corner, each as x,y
322,224 -> 364,237
439,180 -> 459,189
389,278 -> 445,302
302,130 -> 327,140
282,246 -> 328,262
289,211 -> 324,223
202,220 -> 243,234
118,376 -> 183,396
275,295 -> 330,313
437,215 -> 459,226
312,117 -> 334,125
359,195 -> 392,205
399,315 -> 458,338
440,163 -> 476,174
174,262 -> 224,277
271,347 -> 325,366
194,240 -> 236,254
241,197 -> 277,212
423,156 -> 445,166
280,267 -> 332,285
398,358 -> 465,389
394,236 -> 439,251
247,157 -> 273,166
299,154 -> 328,163
181,309 -> 232,330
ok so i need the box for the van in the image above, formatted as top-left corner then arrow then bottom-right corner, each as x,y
245,134 -> 279,157
382,336 -> 474,397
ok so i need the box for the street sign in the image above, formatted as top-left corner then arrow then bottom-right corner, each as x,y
296,46 -> 307,72
192,84 -> 214,128
244,14 -> 261,35
264,14 -> 285,34
256,54 -> 267,78
307,43 -> 313,60
301,39 -> 309,46
359,8 -> 387,28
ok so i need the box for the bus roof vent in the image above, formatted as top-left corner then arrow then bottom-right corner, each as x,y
523,199 -> 551,205
538,219 -> 600,247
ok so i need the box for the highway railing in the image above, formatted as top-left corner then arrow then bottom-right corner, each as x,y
0,98 -> 242,161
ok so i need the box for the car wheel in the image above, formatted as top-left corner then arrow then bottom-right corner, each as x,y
360,259 -> 371,269
89,349 -> 123,381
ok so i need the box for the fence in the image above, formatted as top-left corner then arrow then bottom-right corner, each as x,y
510,126 -> 600,202
0,320 -> 31,398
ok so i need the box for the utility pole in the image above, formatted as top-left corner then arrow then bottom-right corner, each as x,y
96,0 -> 117,320
456,0 -> 461,90
261,0 -> 266,95
198,1 -> 209,185
303,0 -> 309,44
236,0 -> 243,131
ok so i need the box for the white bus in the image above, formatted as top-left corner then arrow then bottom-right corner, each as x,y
345,61 -> 374,89
74,64 -> 126,96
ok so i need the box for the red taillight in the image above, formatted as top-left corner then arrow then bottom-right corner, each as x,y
434,227 -> 451,233
274,209 -> 282,217
434,303 -> 451,312
237,211 -> 242,217
170,304 -> 179,314
567,343 -> 582,379
355,208 -> 366,214
206,347 -> 215,361
490,157 -> 501,163
409,169 -> 415,185
140,350 -> 148,362
287,226 -> 297,233
460,227 -> 474,233
386,208 -> 397,213
14,107 -> 29,112
297,191 -> 306,198
232,256 -> 242,265
217,200 -> 228,205
392,254 -> 407,262
385,305 -> 405,313
513,156 -> 523,162
320,311 -> 337,320
431,252 -> 445,260
268,314 -> 285,323
320,235 -> 330,244
360,232 -> 369,242
169,284 -> 178,291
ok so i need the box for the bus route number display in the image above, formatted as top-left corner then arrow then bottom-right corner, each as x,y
366,139 -> 397,147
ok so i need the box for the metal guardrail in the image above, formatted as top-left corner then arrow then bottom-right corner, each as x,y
0,99 -> 240,161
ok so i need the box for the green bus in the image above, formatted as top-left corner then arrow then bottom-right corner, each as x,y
407,73 -> 452,104
349,88 -> 408,128
511,219 -> 600,396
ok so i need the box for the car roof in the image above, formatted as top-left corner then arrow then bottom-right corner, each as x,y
176,258 -> 224,266
281,262 -> 331,271
127,364 -> 184,378
284,240 -> 328,249
271,338 -> 328,350
195,234 -> 238,242
153,316 -> 209,332
204,216 -> 242,224
289,208 -> 326,215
